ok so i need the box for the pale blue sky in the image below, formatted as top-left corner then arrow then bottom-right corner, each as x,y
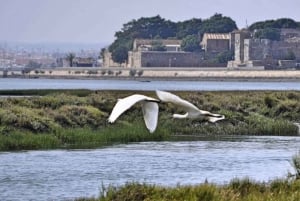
0,0 -> 299,44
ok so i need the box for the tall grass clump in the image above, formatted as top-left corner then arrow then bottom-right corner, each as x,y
290,152 -> 300,180
77,179 -> 300,201
245,114 -> 298,135
0,132 -> 60,150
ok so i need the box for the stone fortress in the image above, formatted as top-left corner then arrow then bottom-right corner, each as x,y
104,28 -> 300,69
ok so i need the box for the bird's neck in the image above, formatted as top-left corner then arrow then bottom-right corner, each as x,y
173,113 -> 188,119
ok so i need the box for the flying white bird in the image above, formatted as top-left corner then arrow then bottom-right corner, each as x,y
156,90 -> 225,122
108,94 -> 160,133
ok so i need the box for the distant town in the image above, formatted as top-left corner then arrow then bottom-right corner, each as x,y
0,42 -> 103,69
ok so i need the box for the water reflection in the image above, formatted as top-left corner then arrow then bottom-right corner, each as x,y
0,136 -> 299,201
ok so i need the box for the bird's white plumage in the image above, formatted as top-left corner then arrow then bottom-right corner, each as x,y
108,94 -> 159,133
156,90 -> 199,114
142,101 -> 159,133
156,90 -> 225,122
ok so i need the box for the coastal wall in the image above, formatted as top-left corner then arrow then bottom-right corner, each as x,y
245,39 -> 300,61
128,51 -> 227,68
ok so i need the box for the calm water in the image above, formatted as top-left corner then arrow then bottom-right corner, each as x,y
0,136 -> 299,201
1,78 -> 300,91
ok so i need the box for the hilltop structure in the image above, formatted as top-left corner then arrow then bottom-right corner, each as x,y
103,28 -> 300,69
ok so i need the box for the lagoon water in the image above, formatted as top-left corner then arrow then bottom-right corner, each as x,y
0,136 -> 299,201
1,78 -> 300,91
1,78 -> 300,200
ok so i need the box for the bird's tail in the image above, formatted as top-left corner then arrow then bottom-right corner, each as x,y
208,115 -> 225,123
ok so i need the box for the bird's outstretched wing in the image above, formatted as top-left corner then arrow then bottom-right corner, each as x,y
156,90 -> 225,120
108,94 -> 158,123
156,90 -> 199,113
142,101 -> 159,133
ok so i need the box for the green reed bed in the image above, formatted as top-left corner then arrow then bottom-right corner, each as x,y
0,90 -> 300,151
0,125 -> 170,151
77,179 -> 300,201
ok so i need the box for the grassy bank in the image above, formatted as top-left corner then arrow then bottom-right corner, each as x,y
77,179 -> 300,201
0,90 -> 300,151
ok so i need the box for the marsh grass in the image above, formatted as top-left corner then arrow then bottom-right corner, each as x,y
1,90 -> 300,150
0,132 -> 60,150
77,179 -> 300,201
291,152 -> 300,179
0,123 -> 170,151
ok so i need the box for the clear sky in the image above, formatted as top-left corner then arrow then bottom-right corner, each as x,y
0,0 -> 299,45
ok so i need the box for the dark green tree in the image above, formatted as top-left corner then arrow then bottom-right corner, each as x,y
181,35 -> 201,52
249,18 -> 298,30
100,48 -> 106,59
108,14 -> 238,62
176,18 -> 203,39
215,51 -> 234,63
111,46 -> 129,65
254,28 -> 280,41
200,13 -> 237,36
273,18 -> 298,28
66,52 -> 76,67
109,15 -> 177,63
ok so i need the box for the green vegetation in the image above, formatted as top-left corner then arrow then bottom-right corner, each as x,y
291,152 -> 300,180
111,45 -> 129,65
66,52 -> 76,67
254,28 -> 281,41
215,51 -> 234,63
249,18 -> 299,31
0,90 -> 300,151
254,28 -> 280,41
109,14 -> 237,63
77,179 -> 300,201
107,15 -> 300,63
80,152 -> 300,200
181,35 -> 201,52
249,18 -> 300,41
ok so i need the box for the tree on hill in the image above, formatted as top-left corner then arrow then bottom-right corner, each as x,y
176,18 -> 203,39
107,14 -> 238,62
109,15 -> 177,55
273,18 -> 298,28
249,18 -> 299,30
108,15 -> 177,63
199,13 -> 237,36
254,28 -> 281,41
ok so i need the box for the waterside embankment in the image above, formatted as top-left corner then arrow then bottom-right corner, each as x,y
2,67 -> 300,81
